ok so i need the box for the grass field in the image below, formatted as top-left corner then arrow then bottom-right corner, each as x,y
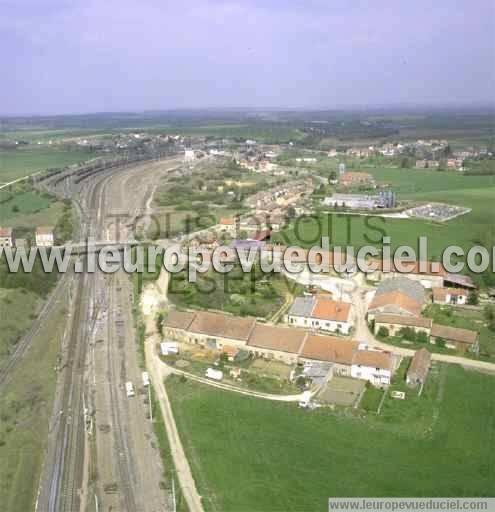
278,166 -> 495,285
167,365 -> 495,511
0,292 -> 67,512
0,147 -> 93,182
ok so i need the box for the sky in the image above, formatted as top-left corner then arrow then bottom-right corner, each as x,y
1,0 -> 494,115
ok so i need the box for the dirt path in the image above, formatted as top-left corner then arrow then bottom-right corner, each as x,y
145,336 -> 204,512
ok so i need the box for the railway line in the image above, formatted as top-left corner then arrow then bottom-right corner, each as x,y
37,158 -> 177,512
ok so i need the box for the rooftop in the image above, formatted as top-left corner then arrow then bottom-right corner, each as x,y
300,335 -> 358,365
431,324 -> 478,345
353,350 -> 393,371
247,324 -> 307,354
374,314 -> 432,329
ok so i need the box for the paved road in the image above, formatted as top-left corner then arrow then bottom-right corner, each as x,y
352,287 -> 495,373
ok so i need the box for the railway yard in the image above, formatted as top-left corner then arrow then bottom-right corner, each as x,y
18,156 -> 184,511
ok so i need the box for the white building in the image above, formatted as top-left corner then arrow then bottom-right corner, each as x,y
184,149 -> 195,162
351,348 -> 393,386
286,296 -> 353,335
35,227 -> 54,247
0,227 -> 14,247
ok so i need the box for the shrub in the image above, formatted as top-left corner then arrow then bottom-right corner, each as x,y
377,326 -> 389,338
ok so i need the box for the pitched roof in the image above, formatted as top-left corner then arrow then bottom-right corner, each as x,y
444,273 -> 476,289
165,310 -> 196,330
288,296 -> 315,317
408,348 -> 431,380
352,350 -> 393,371
247,324 -> 307,354
0,227 -> 13,237
431,324 -> 478,345
374,314 -> 432,329
368,291 -> 423,317
188,311 -> 227,337
219,217 -> 235,225
312,298 -> 351,323
372,260 -> 448,278
222,316 -> 256,341
432,287 -> 468,302
36,226 -> 54,235
188,311 -> 256,341
300,335 -> 358,365
376,277 -> 425,304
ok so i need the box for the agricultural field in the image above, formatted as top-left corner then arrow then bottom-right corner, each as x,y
0,147 -> 94,182
167,364 -> 495,511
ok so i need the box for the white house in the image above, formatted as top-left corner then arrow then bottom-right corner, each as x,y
286,296 -> 353,335
35,227 -> 54,247
351,348 -> 393,386
432,287 -> 468,305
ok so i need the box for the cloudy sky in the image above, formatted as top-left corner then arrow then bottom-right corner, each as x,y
1,0 -> 494,115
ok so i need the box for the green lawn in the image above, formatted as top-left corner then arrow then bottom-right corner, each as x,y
166,365 -> 495,511
0,147 -> 93,182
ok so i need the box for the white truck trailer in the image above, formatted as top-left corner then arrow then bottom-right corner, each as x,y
205,368 -> 223,381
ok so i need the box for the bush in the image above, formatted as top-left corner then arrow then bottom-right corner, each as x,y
416,331 -> 429,344
377,326 -> 389,338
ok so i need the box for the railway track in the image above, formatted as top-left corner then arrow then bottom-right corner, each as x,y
105,272 -> 138,510
0,271 -> 70,388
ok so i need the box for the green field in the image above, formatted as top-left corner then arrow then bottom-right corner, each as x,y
0,290 -> 67,512
167,365 -> 495,511
0,147 -> 93,182
278,167 -> 495,285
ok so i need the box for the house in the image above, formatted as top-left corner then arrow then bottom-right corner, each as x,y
374,314 -> 432,337
367,260 -> 446,289
247,324 -> 307,364
163,310 -> 196,342
35,227 -> 54,247
406,348 -> 431,388
287,296 -> 353,334
299,335 -> 358,377
430,324 -> 479,353
0,227 -> 14,247
351,349 -> 394,386
187,311 -> 256,350
367,278 -> 425,320
432,287 -> 469,305
219,217 -> 237,234
339,172 -> 375,188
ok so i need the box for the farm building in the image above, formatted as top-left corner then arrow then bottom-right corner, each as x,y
35,226 -> 54,247
287,296 -> 353,334
0,227 -> 14,247
163,310 -> 397,386
351,349 -> 395,387
299,335 -> 358,377
367,278 -> 425,320
432,287 -> 469,305
406,348 -> 431,388
430,324 -> 479,353
374,314 -> 432,337
246,324 -> 307,364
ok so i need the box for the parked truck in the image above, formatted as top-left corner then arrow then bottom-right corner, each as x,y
205,368 -> 223,381
160,341 -> 179,356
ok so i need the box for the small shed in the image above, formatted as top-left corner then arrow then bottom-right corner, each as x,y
406,348 -> 431,389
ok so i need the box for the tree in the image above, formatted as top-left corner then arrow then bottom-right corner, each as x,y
328,171 -> 337,182
416,331 -> 429,344
468,290 -> 479,305
377,326 -> 389,338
